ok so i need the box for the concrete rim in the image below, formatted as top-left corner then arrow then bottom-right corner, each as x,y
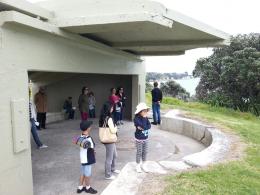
101,109 -> 232,195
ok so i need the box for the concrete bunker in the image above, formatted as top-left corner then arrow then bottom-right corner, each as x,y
0,0 -> 230,194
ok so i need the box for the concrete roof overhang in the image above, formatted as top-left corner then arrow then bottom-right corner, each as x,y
38,0 -> 229,56
0,0 -> 53,20
0,0 -> 230,56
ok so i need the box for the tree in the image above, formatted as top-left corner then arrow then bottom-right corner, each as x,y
160,80 -> 190,99
193,33 -> 260,115
145,82 -> 153,93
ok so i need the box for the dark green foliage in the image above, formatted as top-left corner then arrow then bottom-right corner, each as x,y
193,34 -> 260,115
160,80 -> 190,99
145,82 -> 153,93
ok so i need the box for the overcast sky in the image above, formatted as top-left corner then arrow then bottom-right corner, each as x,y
29,0 -> 260,74
146,0 -> 260,74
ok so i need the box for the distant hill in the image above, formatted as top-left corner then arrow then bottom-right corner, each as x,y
146,72 -> 189,81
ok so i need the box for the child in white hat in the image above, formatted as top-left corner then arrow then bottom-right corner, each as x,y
134,102 -> 151,173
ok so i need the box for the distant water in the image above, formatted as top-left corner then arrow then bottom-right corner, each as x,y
174,78 -> 200,96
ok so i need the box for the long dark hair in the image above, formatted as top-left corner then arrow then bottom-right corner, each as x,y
116,86 -> 122,96
81,86 -> 88,95
99,101 -> 113,127
110,87 -> 116,95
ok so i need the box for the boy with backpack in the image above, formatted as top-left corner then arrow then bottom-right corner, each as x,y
74,121 -> 97,194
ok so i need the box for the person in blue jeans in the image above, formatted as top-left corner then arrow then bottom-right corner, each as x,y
151,81 -> 163,125
29,101 -> 48,149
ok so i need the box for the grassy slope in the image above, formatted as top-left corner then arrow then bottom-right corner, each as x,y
146,94 -> 260,195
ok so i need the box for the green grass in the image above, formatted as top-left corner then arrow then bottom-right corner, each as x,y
146,93 -> 260,195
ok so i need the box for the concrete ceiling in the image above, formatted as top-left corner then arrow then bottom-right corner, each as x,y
36,0 -> 229,56
0,0 -> 230,56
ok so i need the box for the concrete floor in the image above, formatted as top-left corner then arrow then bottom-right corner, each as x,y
31,119 -> 205,195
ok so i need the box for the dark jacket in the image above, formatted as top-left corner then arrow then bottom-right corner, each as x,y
78,94 -> 88,112
134,115 -> 151,140
63,99 -> 72,110
151,88 -> 163,102
117,93 -> 127,107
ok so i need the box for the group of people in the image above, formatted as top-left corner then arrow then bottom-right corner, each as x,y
78,87 -> 97,121
108,87 -> 127,125
75,86 -> 126,194
75,82 -> 162,194
75,101 -> 151,194
77,86 -> 126,123
29,82 -> 163,194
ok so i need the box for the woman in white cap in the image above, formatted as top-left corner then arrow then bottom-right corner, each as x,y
134,102 -> 151,173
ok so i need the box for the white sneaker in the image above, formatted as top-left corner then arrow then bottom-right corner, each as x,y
112,170 -> 121,174
38,144 -> 48,149
136,164 -> 142,173
105,175 -> 116,180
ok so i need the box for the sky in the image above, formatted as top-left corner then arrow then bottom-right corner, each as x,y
29,0 -> 260,74
146,0 -> 260,74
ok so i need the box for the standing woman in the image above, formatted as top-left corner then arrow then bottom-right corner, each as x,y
116,86 -> 127,125
108,88 -> 120,125
88,91 -> 96,118
78,87 -> 89,121
99,102 -> 120,180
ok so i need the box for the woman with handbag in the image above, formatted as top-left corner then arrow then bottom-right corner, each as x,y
99,102 -> 121,180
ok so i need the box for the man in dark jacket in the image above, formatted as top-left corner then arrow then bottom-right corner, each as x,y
151,82 -> 163,125
63,97 -> 75,119
35,86 -> 47,129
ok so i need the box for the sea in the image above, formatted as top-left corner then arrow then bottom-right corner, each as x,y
174,77 -> 200,96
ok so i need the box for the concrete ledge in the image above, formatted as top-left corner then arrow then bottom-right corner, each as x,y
161,110 -> 230,166
183,128 -> 229,167
101,162 -> 146,195
46,112 -> 65,124
159,161 -> 191,171
101,110 -> 231,194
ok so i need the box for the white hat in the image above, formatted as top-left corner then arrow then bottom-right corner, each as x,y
135,102 -> 150,114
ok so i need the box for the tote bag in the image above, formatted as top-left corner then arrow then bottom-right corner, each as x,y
99,118 -> 117,143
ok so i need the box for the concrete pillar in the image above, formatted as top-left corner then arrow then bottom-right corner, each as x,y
0,68 -> 33,195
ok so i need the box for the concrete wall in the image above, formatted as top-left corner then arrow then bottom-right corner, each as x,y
0,21 -> 144,195
43,73 -> 133,119
160,111 -> 230,167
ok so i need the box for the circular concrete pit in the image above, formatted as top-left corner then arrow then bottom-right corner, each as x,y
101,110 -> 230,195
31,110 -> 230,195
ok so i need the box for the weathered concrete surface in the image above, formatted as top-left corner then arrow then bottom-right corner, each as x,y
37,0 -> 229,56
162,110 -> 213,146
101,162 -> 146,195
31,119 -> 204,195
183,128 -> 230,167
159,160 -> 191,171
103,110 -> 232,195
161,110 -> 230,167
